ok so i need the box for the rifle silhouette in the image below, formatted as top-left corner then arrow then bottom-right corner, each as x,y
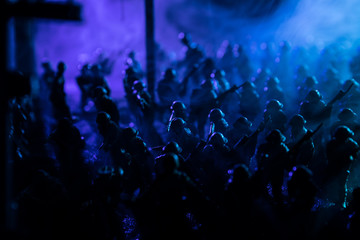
179,60 -> 207,97
288,123 -> 323,158
327,83 -> 354,107
233,115 -> 269,149
311,84 -> 354,123
214,84 -> 241,105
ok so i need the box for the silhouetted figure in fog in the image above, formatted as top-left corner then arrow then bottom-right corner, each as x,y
293,64 -> 309,87
123,66 -> 140,97
274,41 -> 292,87
169,100 -> 196,134
168,118 -> 198,157
255,129 -> 289,202
218,43 -> 236,83
235,44 -> 252,81
49,118 -> 84,165
157,68 -> 180,107
264,76 -> 285,105
341,79 -> 360,114
123,66 -> 141,119
297,76 -> 318,104
208,108 -> 229,139
200,132 -> 233,203
299,90 -> 329,129
121,127 -> 154,194
202,132 -> 231,163
90,64 -> 111,96
331,108 -> 360,142
161,141 -> 185,167
263,99 -> 287,134
350,48 -> 360,82
126,51 -> 143,78
228,116 -> 252,146
169,100 -> 188,123
93,86 -> 120,124
252,67 -> 272,93
157,68 -> 183,120
92,166 -> 126,240
212,69 -> 239,119
131,80 -> 159,143
49,61 -> 71,119
135,153 -> 205,240
224,164 -> 254,238
233,118 -> 267,167
325,126 -> 358,206
288,114 -> 315,167
211,69 -> 230,95
201,58 -> 216,82
239,81 -> 261,121
41,61 -> 55,93
288,165 -> 317,212
96,112 -> 129,169
178,32 -> 204,85
49,118 -> 90,206
320,67 -> 341,100
189,79 -> 217,138
76,64 -> 93,109
286,165 -> 318,238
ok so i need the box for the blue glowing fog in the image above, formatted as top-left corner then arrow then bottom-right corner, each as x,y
34,0 -> 360,101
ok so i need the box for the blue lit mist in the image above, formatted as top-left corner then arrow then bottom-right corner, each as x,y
34,0 -> 360,99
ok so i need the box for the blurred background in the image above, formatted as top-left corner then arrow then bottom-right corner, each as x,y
5,0 -> 360,101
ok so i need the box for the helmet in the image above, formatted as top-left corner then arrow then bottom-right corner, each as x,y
306,90 -> 322,102
168,117 -> 186,133
209,132 -> 228,146
162,141 -> 182,154
94,86 -> 108,98
212,69 -> 226,79
334,125 -> 354,140
266,99 -> 283,110
164,68 -> 177,80
338,108 -> 357,122
57,61 -> 66,72
266,76 -> 280,87
233,116 -> 252,129
178,32 -> 192,45
96,111 -> 111,125
156,153 -> 179,174
209,108 -> 225,122
296,65 -> 308,76
170,101 -> 186,112
241,81 -> 256,89
91,64 -> 101,73
132,80 -> 146,91
289,114 -> 306,128
128,51 -> 136,59
266,129 -> 286,143
122,127 -> 139,140
304,76 -> 318,87
231,164 -> 250,183
42,61 -> 52,70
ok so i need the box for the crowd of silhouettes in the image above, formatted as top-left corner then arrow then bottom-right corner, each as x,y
7,33 -> 360,239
